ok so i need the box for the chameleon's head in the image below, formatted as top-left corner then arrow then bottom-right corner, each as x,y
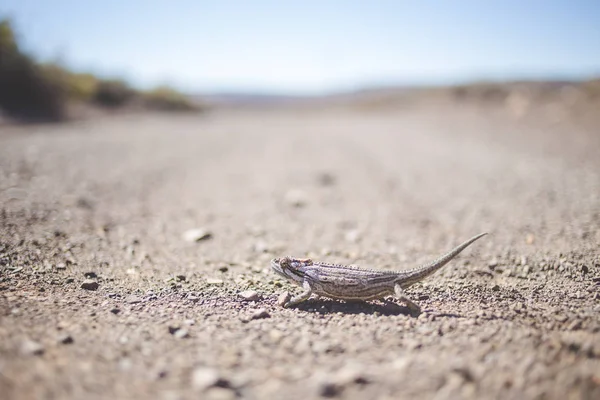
270,256 -> 313,284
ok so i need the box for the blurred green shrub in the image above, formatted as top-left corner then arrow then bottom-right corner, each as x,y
92,79 -> 136,108
0,18 -> 67,121
143,86 -> 201,111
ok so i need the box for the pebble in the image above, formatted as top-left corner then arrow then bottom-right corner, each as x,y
192,367 -> 229,390
84,272 -> 98,278
525,234 -> 535,244
20,339 -> 44,356
173,329 -> 190,339
126,295 -> 142,304
344,229 -> 361,243
319,381 -> 342,398
182,228 -> 212,242
554,314 -> 568,323
58,334 -> 74,345
80,279 -> 99,291
239,290 -> 260,301
206,278 -> 224,285
251,308 -> 271,320
488,258 -> 499,268
55,263 -> 66,270
567,320 -> 582,330
278,292 -> 291,307
110,308 -> 121,314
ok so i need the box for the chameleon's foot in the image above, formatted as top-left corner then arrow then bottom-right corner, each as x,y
279,280 -> 313,308
394,284 -> 421,316
278,291 -> 292,308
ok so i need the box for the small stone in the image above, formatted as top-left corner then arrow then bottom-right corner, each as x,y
567,320 -> 582,330
174,329 -> 189,339
206,278 -> 224,285
183,228 -> 212,242
126,295 -> 142,304
65,277 -> 75,284
184,319 -> 196,326
239,290 -> 260,301
192,367 -> 229,390
20,339 -> 44,356
110,308 -> 121,314
319,381 -> 342,397
525,234 -> 535,245
176,275 -> 186,282
491,284 -> 500,291
55,263 -> 67,270
251,308 -> 270,320
58,334 -> 74,345
84,272 -> 98,279
344,229 -> 361,243
284,189 -> 308,207
81,279 -> 99,291
581,265 -> 589,274
488,258 -> 499,268
168,326 -> 181,335
277,292 -> 291,307
554,314 -> 568,323
218,266 -> 229,273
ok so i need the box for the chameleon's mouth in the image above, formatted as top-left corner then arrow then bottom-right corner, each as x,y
270,258 -> 284,274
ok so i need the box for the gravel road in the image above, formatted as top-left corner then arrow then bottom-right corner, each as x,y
1,105 -> 599,400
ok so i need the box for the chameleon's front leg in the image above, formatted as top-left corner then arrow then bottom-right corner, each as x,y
394,283 -> 421,314
284,280 -> 313,308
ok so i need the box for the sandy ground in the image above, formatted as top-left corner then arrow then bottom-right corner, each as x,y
0,104 -> 599,400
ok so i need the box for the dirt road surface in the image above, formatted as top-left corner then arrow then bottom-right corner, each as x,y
1,104 -> 599,400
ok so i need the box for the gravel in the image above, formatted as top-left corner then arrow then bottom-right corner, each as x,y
80,280 -> 99,291
1,105 -> 599,400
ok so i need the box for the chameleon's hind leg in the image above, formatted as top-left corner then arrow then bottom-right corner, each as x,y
394,283 -> 421,314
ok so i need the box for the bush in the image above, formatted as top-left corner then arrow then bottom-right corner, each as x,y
143,86 -> 200,111
0,19 -> 67,122
92,79 -> 135,108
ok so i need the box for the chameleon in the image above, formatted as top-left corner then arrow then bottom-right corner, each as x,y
271,232 -> 487,313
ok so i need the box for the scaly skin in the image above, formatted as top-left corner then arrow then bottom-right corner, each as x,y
271,232 -> 487,313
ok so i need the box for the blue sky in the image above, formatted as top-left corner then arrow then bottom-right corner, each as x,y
2,1 -> 599,94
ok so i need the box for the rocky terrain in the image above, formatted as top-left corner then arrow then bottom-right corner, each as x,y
1,101 -> 599,399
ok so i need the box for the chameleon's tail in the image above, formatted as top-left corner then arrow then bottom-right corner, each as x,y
398,233 -> 488,287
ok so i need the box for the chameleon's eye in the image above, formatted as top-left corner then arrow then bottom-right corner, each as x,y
279,257 -> 291,268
